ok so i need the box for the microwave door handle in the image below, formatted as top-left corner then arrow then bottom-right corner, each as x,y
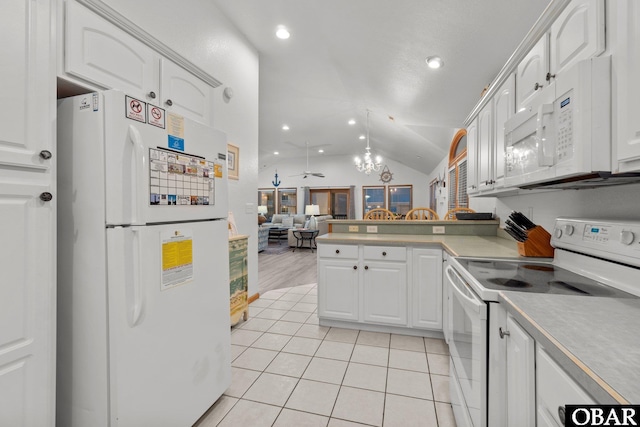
536,103 -> 555,166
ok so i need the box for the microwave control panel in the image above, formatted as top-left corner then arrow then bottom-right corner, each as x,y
555,89 -> 574,162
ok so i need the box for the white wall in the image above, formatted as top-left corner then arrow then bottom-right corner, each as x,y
103,0 -> 261,296
259,155 -> 431,218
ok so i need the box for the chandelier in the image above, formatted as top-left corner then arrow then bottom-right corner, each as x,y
354,110 -> 382,174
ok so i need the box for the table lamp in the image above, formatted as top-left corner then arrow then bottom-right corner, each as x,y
305,204 -> 320,229
257,205 -> 268,225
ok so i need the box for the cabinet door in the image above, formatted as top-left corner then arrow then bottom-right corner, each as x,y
465,118 -> 479,194
477,103 -> 494,192
516,34 -> 549,110
363,261 -> 407,326
506,314 -> 535,427
549,0 -> 605,77
160,59 -> 213,126
65,1 -> 160,101
615,1 -> 640,172
318,259 -> 359,321
411,249 -> 442,330
0,1 -> 55,426
493,74 -> 515,187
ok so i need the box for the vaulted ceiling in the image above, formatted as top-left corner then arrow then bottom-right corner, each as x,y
213,0 -> 551,175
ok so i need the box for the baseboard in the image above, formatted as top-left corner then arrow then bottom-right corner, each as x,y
248,293 -> 260,304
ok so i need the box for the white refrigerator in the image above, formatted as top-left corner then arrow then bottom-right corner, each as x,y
56,90 -> 231,427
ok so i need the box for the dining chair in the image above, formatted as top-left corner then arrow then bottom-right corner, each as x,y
405,207 -> 439,220
364,208 -> 397,220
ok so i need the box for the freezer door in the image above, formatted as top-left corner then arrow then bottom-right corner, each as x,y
106,220 -> 230,427
101,90 -> 228,225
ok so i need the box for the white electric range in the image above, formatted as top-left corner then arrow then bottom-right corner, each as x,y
444,218 -> 640,427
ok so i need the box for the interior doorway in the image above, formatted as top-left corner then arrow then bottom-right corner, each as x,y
310,188 -> 350,219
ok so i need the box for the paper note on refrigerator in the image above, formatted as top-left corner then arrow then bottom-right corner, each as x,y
161,229 -> 193,290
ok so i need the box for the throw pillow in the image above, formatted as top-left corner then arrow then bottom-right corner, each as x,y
281,217 -> 294,228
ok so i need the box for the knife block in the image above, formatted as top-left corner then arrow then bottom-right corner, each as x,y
517,226 -> 555,257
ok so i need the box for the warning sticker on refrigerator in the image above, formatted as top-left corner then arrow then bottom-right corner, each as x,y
147,104 -> 165,129
125,96 -> 146,123
161,229 -> 193,290
167,113 -> 185,151
149,148 -> 215,206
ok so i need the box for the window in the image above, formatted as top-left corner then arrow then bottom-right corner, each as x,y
448,130 -> 469,210
277,188 -> 297,214
387,185 -> 412,217
362,186 -> 386,214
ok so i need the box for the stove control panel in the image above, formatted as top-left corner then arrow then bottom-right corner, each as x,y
552,218 -> 640,267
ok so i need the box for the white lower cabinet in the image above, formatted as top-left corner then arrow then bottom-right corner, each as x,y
412,248 -> 443,330
505,313 -> 536,427
318,243 -> 443,332
537,346 -> 595,427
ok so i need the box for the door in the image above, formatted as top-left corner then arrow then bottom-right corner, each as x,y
0,1 -> 56,426
311,188 -> 350,218
65,0 -> 159,100
106,220 -> 230,427
477,103 -> 494,192
493,74 -> 515,187
412,249 -> 443,330
505,314 -> 535,427
465,119 -> 478,194
318,258 -> 359,321
363,261 -> 407,326
516,34 -> 549,110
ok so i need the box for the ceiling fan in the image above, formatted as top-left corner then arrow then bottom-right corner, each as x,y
290,142 -> 325,178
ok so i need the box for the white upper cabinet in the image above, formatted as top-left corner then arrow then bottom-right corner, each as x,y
492,74 -> 515,188
65,0 -> 159,102
62,0 -> 215,125
477,102 -> 494,192
615,1 -> 640,173
516,34 -> 550,110
466,118 -> 479,195
549,0 -> 605,78
160,59 -> 214,126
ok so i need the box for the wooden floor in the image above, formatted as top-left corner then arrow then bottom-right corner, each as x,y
258,241 -> 318,294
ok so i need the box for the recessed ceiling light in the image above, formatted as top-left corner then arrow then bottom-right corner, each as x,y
318,149 -> 324,153
274,151 -> 279,155
348,119 -> 356,125
275,25 -> 290,40
426,56 -> 444,69
359,135 -> 365,140
282,124 -> 289,130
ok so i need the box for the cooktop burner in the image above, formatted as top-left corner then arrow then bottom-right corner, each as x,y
455,258 -> 635,297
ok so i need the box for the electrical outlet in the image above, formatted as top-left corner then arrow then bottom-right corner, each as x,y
349,225 -> 359,232
433,226 -> 445,234
366,225 -> 378,233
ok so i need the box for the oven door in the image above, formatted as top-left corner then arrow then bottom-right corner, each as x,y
446,265 -> 487,427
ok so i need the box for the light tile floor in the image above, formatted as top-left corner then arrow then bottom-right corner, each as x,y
195,284 -> 457,427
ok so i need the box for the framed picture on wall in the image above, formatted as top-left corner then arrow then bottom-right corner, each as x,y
227,143 -> 239,180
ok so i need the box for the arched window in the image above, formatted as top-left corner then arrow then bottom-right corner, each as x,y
447,129 -> 468,210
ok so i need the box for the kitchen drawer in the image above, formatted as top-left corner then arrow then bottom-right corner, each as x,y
318,244 -> 358,259
536,346 -> 595,427
363,245 -> 406,262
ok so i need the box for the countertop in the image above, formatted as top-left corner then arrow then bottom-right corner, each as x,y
500,292 -> 640,404
316,232 -> 521,258
318,232 -> 639,404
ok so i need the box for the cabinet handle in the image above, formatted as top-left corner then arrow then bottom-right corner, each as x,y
39,150 -> 52,160
336,249 -> 340,254
546,72 -> 556,82
353,265 -> 357,270
148,91 -> 156,99
39,192 -> 53,202
165,99 -> 173,106
558,406 -> 566,426
499,327 -> 510,339
364,265 -> 369,270
534,82 -> 543,91
382,251 -> 387,256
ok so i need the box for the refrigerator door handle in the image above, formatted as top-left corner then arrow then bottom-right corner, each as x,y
128,228 -> 144,326
127,125 -> 146,226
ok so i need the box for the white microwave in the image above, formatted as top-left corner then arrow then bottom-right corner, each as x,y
504,56 -> 611,188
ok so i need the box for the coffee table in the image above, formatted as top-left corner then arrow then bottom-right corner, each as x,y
268,227 -> 289,244
292,229 -> 319,252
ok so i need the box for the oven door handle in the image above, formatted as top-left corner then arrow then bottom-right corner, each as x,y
446,265 -> 487,319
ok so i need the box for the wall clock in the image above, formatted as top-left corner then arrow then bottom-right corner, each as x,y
379,165 -> 394,183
